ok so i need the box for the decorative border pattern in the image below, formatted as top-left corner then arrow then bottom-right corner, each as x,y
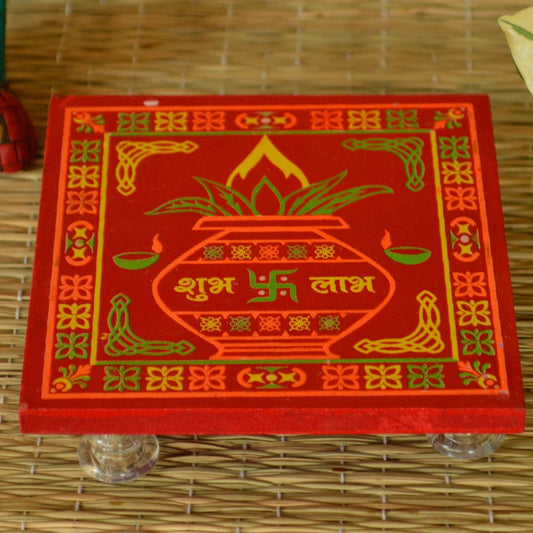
42,102 -> 507,399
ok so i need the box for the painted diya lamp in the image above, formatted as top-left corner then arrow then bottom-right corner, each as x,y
381,230 -> 431,265
113,235 -> 163,270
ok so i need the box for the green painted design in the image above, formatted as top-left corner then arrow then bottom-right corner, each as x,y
113,252 -> 160,270
65,233 -> 96,256
74,113 -> 105,133
70,140 -> 102,163
103,365 -> 141,392
52,364 -> 91,392
252,366 -> 301,389
459,361 -> 498,389
228,315 -> 252,332
433,109 -> 464,129
105,294 -> 196,357
286,244 -> 308,260
459,329 -> 495,356
342,137 -> 425,192
385,109 -> 419,129
55,332 -> 89,360
203,245 -> 224,260
248,269 -> 298,303
117,112 -> 150,132
438,136 -> 470,160
384,246 -> 431,265
318,315 -> 341,331
251,176 -> 285,214
146,172 -> 392,216
406,363 -> 444,389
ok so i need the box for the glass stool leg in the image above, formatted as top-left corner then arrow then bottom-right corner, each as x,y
427,433 -> 505,460
77,434 -> 159,483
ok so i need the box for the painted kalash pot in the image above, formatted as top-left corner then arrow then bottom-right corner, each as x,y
21,96 -> 525,480
116,136 -> 429,362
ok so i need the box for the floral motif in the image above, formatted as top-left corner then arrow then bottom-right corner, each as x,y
235,111 -> 297,130
286,244 -> 308,260
259,315 -> 282,332
314,243 -> 335,259
189,365 -> 226,391
322,365 -> 359,390
444,186 -> 477,211
407,364 -> 444,389
117,112 -> 150,132
438,136 -> 470,160
458,361 -> 498,389
228,315 -> 252,332
347,109 -> 381,130
310,110 -> 343,130
66,191 -> 99,215
54,332 -> 89,360
73,112 -> 105,134
288,315 -> 311,332
460,329 -> 495,356
56,303 -> 92,330
52,364 -> 91,393
449,216 -> 480,262
192,111 -> 225,131
452,271 -> 487,298
154,111 -> 188,132
385,109 -> 418,129
103,365 -> 141,392
65,221 -> 96,266
67,165 -> 101,189
237,366 -> 306,390
258,244 -> 280,260
433,109 -> 465,130
364,364 -> 402,390
58,275 -> 94,301
199,316 -> 223,332
146,366 -> 184,391
203,245 -> 224,260
70,140 -> 101,163
231,244 -> 252,260
318,315 -> 341,331
441,160 -> 474,184
456,300 -> 491,327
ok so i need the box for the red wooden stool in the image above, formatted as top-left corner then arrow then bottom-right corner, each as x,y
19,95 -> 524,482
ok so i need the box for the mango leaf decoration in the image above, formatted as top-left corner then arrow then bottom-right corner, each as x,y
146,171 -> 393,217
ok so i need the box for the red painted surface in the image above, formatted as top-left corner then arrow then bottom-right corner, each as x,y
19,94 -> 525,434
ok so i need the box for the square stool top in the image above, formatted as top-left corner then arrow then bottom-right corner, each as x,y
19,94 -> 524,435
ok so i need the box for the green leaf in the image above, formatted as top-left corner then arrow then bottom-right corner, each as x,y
145,197 -> 219,216
194,176 -> 253,216
284,171 -> 347,215
305,185 -> 394,214
250,176 -> 285,215
499,17 -> 533,42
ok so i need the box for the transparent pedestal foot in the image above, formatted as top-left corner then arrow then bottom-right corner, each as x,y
78,434 -> 159,483
427,433 -> 505,460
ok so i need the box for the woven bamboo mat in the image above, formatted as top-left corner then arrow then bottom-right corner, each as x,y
1,0 -> 533,531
